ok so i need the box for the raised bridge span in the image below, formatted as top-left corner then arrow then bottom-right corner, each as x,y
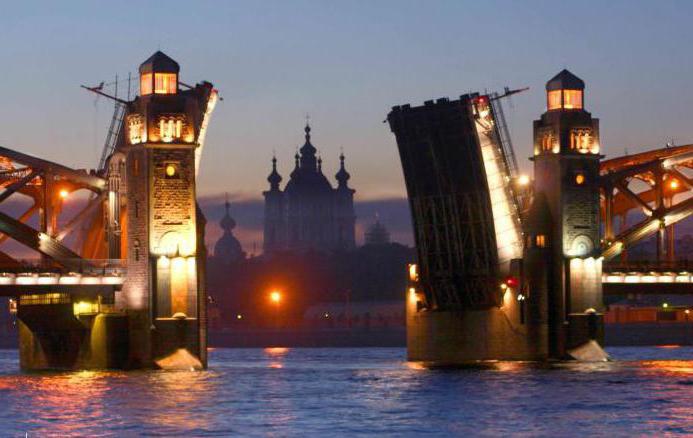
390,69 -> 692,363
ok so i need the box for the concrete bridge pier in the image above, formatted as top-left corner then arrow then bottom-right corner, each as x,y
17,298 -> 129,370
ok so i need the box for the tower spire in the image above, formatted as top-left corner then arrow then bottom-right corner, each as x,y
335,148 -> 351,188
267,154 -> 282,190
299,121 -> 317,170
220,192 -> 236,234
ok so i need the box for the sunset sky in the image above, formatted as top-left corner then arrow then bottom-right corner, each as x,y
2,0 -> 693,250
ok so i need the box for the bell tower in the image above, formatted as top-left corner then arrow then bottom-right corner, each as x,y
531,69 -> 604,357
121,51 -> 217,368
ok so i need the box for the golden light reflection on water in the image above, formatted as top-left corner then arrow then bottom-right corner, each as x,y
140,369 -> 218,431
641,360 -> 693,375
405,360 -> 532,372
0,370 -> 123,435
264,347 -> 289,369
405,361 -> 427,370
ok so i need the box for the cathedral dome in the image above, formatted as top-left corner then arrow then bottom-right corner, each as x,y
284,124 -> 334,194
300,124 -> 317,156
214,197 -> 245,263
267,156 -> 282,189
335,152 -> 351,188
364,217 -> 391,246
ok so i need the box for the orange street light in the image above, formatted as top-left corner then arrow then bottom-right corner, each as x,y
669,179 -> 679,190
270,291 -> 281,304
59,189 -> 69,199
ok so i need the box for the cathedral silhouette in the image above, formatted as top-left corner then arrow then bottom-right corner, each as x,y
263,124 -> 356,253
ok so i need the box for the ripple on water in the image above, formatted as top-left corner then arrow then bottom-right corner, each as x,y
0,346 -> 689,436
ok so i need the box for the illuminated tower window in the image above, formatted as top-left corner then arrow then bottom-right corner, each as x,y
535,234 -> 546,247
158,117 -> 184,142
570,129 -> 594,154
547,90 -> 562,110
140,74 -> 153,95
154,73 -> 177,94
139,51 -> 179,96
563,90 -> 583,109
546,69 -> 585,111
128,114 -> 144,144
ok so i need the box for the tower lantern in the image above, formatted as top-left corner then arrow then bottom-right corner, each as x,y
139,50 -> 179,95
546,69 -> 585,111
535,69 -> 599,156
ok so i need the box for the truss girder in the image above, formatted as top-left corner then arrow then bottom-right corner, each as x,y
0,170 -> 38,204
0,146 -> 105,192
600,144 -> 693,256
602,196 -> 693,260
0,210 -> 84,270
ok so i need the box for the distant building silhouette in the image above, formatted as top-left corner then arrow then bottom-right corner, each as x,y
213,196 -> 245,263
263,124 -> 355,253
364,216 -> 391,246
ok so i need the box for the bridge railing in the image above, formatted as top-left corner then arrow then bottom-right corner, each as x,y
603,259 -> 691,273
0,259 -> 127,276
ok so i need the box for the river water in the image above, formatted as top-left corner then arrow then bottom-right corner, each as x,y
0,347 -> 691,436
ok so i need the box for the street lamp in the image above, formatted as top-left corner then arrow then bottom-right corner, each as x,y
270,290 -> 281,304
269,290 -> 282,329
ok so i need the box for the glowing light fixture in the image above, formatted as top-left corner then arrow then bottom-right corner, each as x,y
669,179 -> 679,190
575,173 -> 585,185
517,175 -> 530,186
166,164 -> 177,177
73,301 -> 97,315
236,314 -> 243,320
270,291 -> 281,304
473,109 -> 523,275
506,276 -> 519,288
59,189 -> 69,199
662,302 -> 669,309
408,287 -> 417,304
408,264 -> 418,282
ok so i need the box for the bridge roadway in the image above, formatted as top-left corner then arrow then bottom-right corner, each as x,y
602,260 -> 692,295
0,259 -> 124,298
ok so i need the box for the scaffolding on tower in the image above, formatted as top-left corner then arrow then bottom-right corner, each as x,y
98,74 -> 131,172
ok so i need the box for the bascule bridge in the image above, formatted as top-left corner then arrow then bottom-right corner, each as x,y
0,51 -> 218,370
389,70 -> 693,363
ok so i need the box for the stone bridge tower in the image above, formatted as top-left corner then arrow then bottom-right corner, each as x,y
121,51 -> 217,368
530,69 -> 604,357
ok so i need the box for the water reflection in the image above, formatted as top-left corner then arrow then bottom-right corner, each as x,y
0,347 -> 689,436
0,370 -> 122,435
